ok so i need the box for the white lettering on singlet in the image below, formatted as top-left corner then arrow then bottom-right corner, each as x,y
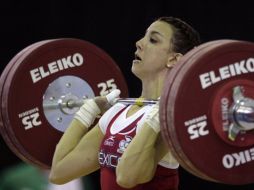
30,53 -> 84,83
99,152 -> 120,168
199,58 -> 254,89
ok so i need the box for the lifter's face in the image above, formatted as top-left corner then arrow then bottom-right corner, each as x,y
132,20 -> 176,78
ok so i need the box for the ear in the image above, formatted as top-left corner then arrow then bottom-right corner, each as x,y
166,53 -> 183,68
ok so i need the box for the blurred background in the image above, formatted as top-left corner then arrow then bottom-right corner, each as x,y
0,0 -> 254,189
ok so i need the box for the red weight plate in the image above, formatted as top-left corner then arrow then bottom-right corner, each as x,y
160,40 -> 231,181
1,38 -> 129,169
0,40 -> 55,168
161,40 -> 228,181
162,40 -> 254,184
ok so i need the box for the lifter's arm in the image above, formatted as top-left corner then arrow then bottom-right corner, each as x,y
116,104 -> 171,188
49,90 -> 120,184
49,120 -> 103,184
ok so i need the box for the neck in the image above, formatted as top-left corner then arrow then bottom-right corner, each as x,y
140,69 -> 169,100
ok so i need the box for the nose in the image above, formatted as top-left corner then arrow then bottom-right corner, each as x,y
135,38 -> 143,50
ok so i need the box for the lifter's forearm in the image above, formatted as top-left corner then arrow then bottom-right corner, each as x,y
51,119 -> 88,167
116,123 -> 166,188
49,121 -> 102,184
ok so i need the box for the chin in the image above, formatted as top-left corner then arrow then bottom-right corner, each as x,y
131,67 -> 141,78
132,69 -> 145,81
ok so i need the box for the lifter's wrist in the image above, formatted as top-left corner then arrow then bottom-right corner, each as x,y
74,99 -> 101,129
144,104 -> 160,133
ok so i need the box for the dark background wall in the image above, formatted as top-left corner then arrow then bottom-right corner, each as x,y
0,0 -> 254,189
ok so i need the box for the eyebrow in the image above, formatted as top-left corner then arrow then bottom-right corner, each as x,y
146,30 -> 164,38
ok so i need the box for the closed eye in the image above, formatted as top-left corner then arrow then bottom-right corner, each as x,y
149,37 -> 158,43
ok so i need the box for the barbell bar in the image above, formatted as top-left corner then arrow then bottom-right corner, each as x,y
42,87 -> 254,142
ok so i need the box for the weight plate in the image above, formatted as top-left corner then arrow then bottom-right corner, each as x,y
161,40 -> 254,184
1,38 -> 128,169
0,40 -> 55,168
160,40 -> 231,182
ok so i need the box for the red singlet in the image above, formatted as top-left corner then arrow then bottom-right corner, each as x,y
98,103 -> 179,190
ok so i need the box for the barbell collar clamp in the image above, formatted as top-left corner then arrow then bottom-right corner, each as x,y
228,86 -> 254,141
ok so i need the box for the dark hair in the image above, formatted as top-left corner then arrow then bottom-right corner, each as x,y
157,17 -> 201,54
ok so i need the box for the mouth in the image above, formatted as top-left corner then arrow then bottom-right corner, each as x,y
133,53 -> 142,64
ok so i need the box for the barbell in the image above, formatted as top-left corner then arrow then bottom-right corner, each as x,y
0,38 -> 253,185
